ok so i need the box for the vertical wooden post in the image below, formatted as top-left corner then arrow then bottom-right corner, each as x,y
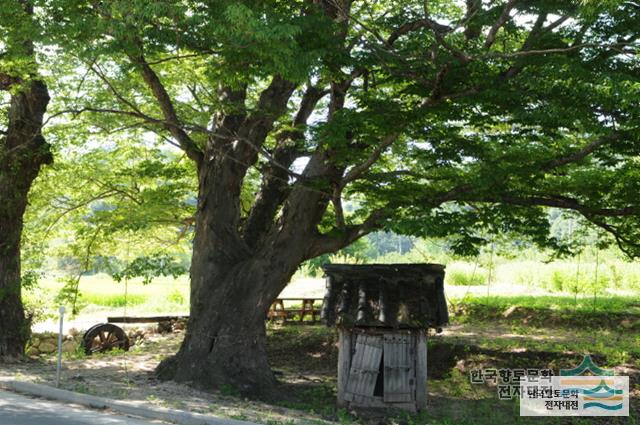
415,329 -> 428,411
337,327 -> 352,407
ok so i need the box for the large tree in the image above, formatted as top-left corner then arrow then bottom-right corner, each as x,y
46,0 -> 640,395
0,0 -> 52,358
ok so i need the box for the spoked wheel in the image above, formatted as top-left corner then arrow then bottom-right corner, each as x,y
82,324 -> 130,355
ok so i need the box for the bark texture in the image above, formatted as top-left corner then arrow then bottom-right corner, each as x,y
0,79 -> 51,358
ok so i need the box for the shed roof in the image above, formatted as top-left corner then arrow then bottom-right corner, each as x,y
320,263 -> 449,329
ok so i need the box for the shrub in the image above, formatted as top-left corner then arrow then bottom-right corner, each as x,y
167,288 -> 185,305
608,264 -> 623,289
327,253 -> 364,264
292,263 -> 319,280
550,270 -> 566,292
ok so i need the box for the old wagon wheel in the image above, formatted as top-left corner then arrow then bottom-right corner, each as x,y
82,324 -> 130,355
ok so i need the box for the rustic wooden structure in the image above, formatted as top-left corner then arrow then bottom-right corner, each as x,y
81,316 -> 190,355
82,323 -> 130,355
321,264 -> 448,412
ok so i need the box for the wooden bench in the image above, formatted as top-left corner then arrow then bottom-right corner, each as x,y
107,315 -> 189,324
268,298 -> 324,322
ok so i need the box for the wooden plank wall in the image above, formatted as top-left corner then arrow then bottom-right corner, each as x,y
415,330 -> 428,410
336,329 -> 351,406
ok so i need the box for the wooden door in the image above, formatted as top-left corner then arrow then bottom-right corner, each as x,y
344,334 -> 383,403
383,333 -> 415,403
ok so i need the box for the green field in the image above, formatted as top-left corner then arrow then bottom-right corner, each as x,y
25,252 -> 640,323
25,273 -> 190,322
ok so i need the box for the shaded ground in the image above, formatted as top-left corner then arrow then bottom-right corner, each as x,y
3,331 -> 331,425
1,303 -> 639,425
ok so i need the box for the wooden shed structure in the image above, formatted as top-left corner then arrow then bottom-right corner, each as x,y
321,264 -> 448,412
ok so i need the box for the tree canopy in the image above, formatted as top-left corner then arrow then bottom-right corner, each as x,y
1,0 -> 639,392
39,0 -> 640,258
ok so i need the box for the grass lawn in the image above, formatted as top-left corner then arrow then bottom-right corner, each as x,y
451,293 -> 640,314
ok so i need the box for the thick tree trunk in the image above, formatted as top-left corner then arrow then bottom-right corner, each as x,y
156,151 -> 312,396
0,210 -> 29,358
157,249 -> 302,397
0,80 -> 51,358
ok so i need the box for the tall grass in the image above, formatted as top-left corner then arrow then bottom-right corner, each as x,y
450,294 -> 640,314
501,260 -> 639,294
25,273 -> 190,319
445,262 -> 488,286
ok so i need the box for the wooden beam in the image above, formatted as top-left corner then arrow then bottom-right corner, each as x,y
415,330 -> 428,411
337,328 -> 352,407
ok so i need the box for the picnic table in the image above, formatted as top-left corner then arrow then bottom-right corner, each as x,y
267,298 -> 324,322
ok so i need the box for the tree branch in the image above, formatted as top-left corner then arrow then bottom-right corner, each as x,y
440,189 -> 636,219
386,18 -> 452,46
129,54 -> 204,166
484,0 -> 518,49
232,76 -> 297,166
340,133 -> 399,187
242,84 -> 328,248
483,42 -> 638,59
0,73 -> 21,90
542,133 -> 622,171
307,208 -> 388,258
586,217 -> 640,258
330,132 -> 399,229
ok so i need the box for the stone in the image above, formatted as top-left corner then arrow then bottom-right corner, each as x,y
157,321 -> 172,334
42,338 -> 57,347
62,340 -> 77,353
68,327 -> 80,337
26,347 -> 40,356
503,306 -> 518,318
30,337 -> 41,348
38,342 -> 56,354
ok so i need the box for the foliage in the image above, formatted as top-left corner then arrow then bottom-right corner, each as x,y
23,143 -> 193,313
28,0 -> 640,261
112,254 -> 186,285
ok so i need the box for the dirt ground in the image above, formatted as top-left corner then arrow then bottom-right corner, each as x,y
2,331 -> 341,424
